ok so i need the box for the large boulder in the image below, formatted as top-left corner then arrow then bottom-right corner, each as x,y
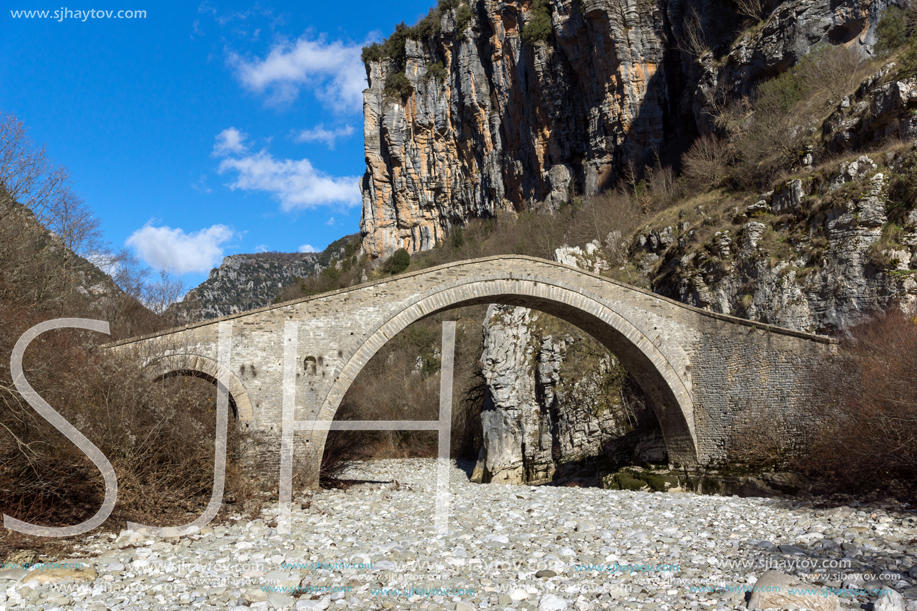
747,570 -> 841,611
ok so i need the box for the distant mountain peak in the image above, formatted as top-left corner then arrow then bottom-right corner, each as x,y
184,235 -> 359,320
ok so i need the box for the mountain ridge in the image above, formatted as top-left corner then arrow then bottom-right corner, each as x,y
181,235 -> 359,320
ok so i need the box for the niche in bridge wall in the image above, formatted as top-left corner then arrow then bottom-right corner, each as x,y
304,355 -> 331,377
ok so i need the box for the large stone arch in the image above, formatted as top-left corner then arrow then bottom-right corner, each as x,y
312,275 -> 699,467
145,354 -> 255,425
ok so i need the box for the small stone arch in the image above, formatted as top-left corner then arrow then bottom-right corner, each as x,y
313,276 -> 699,467
145,355 -> 254,425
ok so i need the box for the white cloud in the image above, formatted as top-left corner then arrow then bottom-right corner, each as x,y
192,175 -> 212,194
255,244 -> 269,253
295,124 -> 355,149
212,127 -> 248,157
298,244 -> 317,253
326,217 -> 335,226
126,224 -> 236,275
229,36 -> 367,113
217,149 -> 361,210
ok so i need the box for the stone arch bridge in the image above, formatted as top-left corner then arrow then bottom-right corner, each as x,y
108,256 -> 835,477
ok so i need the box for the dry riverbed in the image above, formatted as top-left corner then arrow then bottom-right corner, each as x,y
1,459 -> 916,611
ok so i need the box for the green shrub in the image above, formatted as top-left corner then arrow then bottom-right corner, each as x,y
754,67 -> 804,115
412,8 -> 443,40
875,6 -> 908,57
384,22 -> 411,70
343,237 -> 360,259
902,39 -> 917,75
455,3 -> 475,34
361,22 -> 410,70
361,1 -> 475,69
384,72 -> 414,99
361,43 -> 386,64
427,61 -> 448,82
522,0 -> 553,44
889,154 -> 917,221
384,248 -> 411,275
321,263 -> 341,282
450,226 -> 465,249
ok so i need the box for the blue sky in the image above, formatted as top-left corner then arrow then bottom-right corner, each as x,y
1,0 -> 435,287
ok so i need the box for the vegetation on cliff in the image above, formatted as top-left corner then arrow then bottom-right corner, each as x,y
521,0 -> 553,44
361,0 -> 474,97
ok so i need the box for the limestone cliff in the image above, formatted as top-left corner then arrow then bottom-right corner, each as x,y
640,154 -> 917,334
184,253 -> 319,320
634,65 -> 917,333
360,0 -> 894,259
473,244 -> 666,485
473,304 -> 628,484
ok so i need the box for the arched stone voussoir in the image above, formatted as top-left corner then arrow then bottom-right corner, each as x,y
316,275 -> 700,467
144,354 -> 254,423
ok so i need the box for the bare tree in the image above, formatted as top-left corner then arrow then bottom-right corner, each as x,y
678,7 -> 709,58
682,134 -> 731,189
0,113 -> 68,225
107,248 -> 149,299
647,164 -> 678,210
44,188 -> 104,257
795,44 -> 868,110
143,269 -> 186,323
735,0 -> 770,22
0,112 -> 104,258
804,306 -> 917,486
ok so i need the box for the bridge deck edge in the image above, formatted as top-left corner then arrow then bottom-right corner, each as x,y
102,255 -> 839,348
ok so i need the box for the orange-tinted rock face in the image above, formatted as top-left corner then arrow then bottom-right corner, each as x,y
360,0 -> 893,260
359,0 -> 677,260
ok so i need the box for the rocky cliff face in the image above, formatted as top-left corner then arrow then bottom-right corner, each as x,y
360,0 -> 894,259
635,62 -> 917,334
473,248 -> 666,485
641,154 -> 917,333
473,304 -> 640,484
184,253 -> 320,320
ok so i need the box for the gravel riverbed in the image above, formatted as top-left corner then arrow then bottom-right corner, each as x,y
2,459 -> 916,611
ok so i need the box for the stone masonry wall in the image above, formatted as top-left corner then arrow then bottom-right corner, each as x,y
110,256 -> 836,478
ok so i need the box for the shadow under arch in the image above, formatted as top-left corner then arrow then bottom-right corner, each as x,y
144,355 -> 254,425
315,276 -> 699,467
